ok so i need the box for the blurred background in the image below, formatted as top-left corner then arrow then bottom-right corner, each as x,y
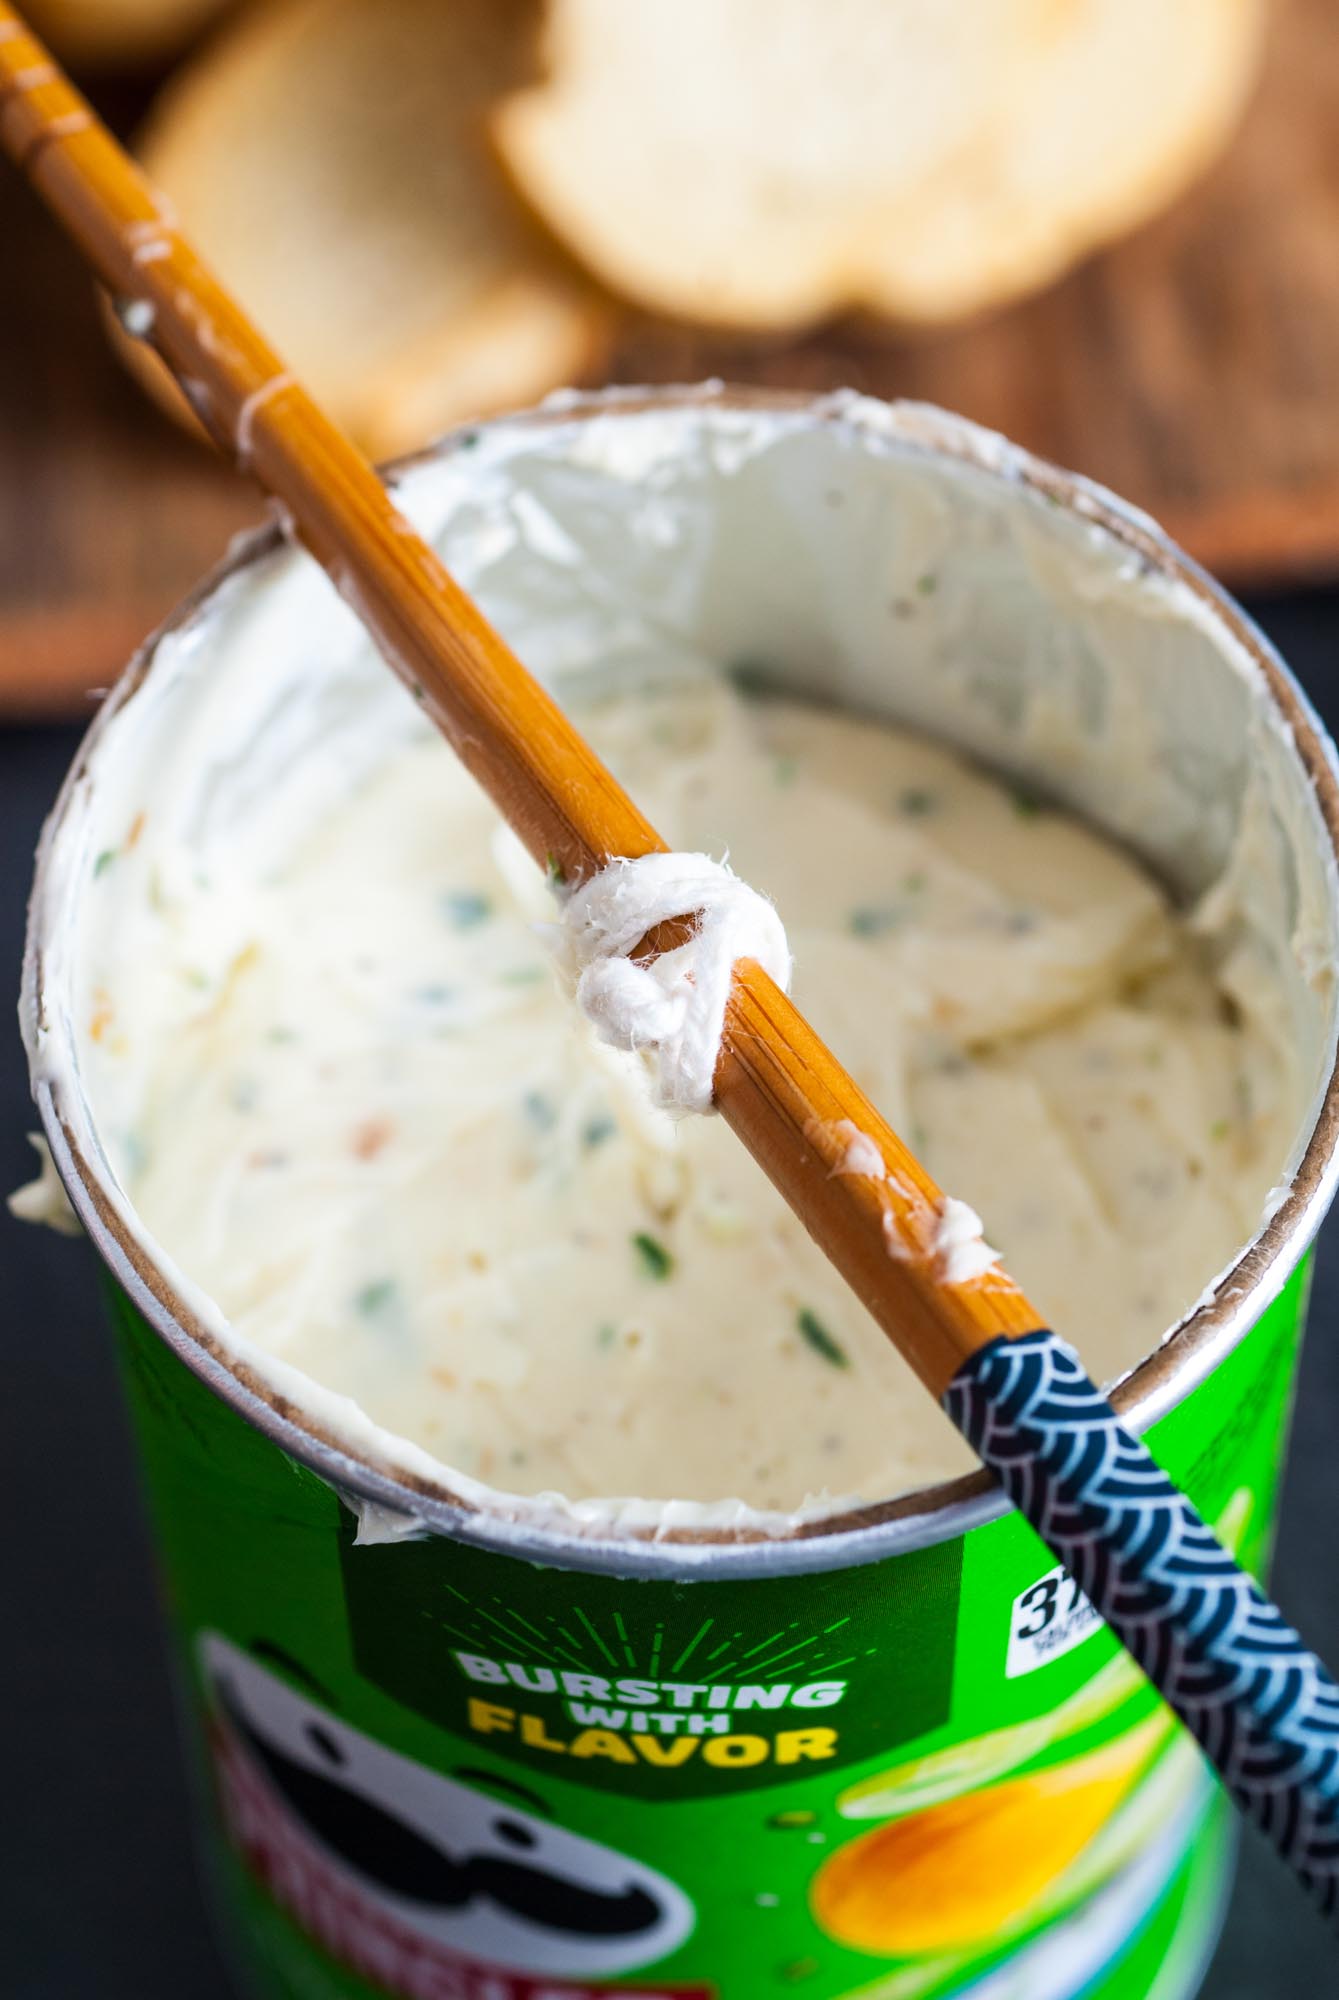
5,1 -> 1339,1994
4,0 -> 1339,716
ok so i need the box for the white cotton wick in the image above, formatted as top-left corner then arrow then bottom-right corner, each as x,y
555,852 -> 792,1115
932,1196 -> 1001,1284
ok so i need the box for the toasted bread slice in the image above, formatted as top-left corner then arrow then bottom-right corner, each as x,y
113,0 -> 610,458
494,0 -> 1265,332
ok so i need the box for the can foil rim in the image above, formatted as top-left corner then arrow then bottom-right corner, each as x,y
25,383 -> 1339,1578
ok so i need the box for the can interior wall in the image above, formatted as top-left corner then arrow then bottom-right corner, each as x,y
24,389 -> 1339,1999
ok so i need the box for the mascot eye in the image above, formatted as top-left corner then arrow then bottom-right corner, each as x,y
494,1818 -> 538,1849
306,1723 -> 346,1765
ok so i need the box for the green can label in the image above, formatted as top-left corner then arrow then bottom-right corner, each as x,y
340,1531 -> 961,1799
108,1260 -> 1309,2000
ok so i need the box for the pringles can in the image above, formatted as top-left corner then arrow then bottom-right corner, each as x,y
22,389 -> 1339,2000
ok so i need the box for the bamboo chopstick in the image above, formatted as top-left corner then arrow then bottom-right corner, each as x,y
5,3 -> 1339,1918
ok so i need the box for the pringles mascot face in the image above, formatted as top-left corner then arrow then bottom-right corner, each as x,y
199,1633 -> 696,1981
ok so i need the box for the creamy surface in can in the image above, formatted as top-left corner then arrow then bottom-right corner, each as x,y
119,669 -> 1294,1512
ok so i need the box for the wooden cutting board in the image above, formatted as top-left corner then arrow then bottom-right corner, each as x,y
4,0 -> 1339,720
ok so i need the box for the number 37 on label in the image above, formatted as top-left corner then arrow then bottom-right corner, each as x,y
1006,1565 -> 1103,1679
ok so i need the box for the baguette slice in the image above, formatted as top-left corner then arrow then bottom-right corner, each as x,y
25,0 -> 235,66
494,0 -> 1048,332
859,0 -> 1268,323
494,0 -> 1265,332
113,0 -> 610,458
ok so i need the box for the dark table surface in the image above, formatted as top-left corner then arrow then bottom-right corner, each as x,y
6,589 -> 1339,1998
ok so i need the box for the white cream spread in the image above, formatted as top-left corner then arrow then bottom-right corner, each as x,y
108,674 -> 1294,1510
821,1121 -> 888,1182
8,1133 -> 81,1237
555,848 -> 791,1115
931,1197 -> 1001,1286
23,393 -> 1339,1537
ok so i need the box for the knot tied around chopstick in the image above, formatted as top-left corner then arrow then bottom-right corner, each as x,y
555,853 -> 792,1115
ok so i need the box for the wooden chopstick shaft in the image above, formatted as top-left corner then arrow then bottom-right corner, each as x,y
0,1 -> 1040,1401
